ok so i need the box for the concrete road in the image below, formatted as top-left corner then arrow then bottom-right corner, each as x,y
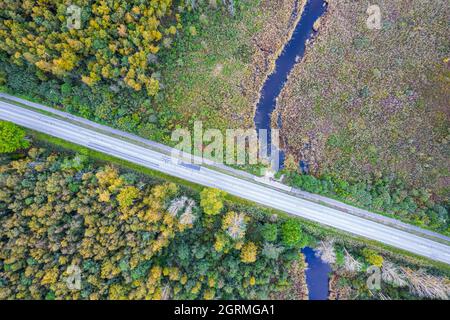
1,100 -> 450,264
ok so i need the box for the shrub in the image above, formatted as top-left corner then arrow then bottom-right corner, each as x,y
281,218 -> 306,248
260,223 -> 278,242
0,121 -> 30,153
362,249 -> 384,268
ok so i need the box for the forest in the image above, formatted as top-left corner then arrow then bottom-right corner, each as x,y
1,0 -> 177,94
0,131 -> 311,299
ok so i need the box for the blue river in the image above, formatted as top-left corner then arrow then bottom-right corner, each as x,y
253,0 -> 327,170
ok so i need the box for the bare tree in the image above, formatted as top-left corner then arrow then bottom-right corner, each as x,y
225,212 -> 247,240
381,261 -> 408,287
179,198 -> 197,225
222,0 -> 235,16
315,239 -> 336,264
376,292 -> 391,300
167,196 -> 188,216
401,267 -> 449,300
187,0 -> 198,10
167,197 -> 197,225
161,284 -> 171,300
343,248 -> 362,273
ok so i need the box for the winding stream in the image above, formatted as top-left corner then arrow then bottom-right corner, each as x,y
253,0 -> 327,170
253,0 -> 330,299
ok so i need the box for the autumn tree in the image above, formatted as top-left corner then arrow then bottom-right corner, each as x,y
362,249 -> 384,268
284,154 -> 298,173
240,242 -> 258,263
200,188 -> 226,215
117,186 -> 140,208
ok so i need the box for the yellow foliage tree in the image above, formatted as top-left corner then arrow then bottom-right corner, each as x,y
200,188 -> 226,215
240,242 -> 258,264
117,186 -> 140,209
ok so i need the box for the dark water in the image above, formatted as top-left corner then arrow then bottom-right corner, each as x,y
253,0 -> 327,169
302,247 -> 332,300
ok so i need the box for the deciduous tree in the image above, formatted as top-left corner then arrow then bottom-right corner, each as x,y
0,121 -> 29,153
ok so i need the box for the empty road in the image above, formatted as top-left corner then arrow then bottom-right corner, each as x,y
1,99 -> 450,264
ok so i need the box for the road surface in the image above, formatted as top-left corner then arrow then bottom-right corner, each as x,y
1,99 -> 450,264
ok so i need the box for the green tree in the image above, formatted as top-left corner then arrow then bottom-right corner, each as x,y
261,243 -> 283,260
260,223 -> 278,242
0,121 -> 29,153
281,218 -> 305,248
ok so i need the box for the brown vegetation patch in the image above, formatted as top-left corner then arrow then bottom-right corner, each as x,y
271,255 -> 309,300
277,0 -> 450,198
